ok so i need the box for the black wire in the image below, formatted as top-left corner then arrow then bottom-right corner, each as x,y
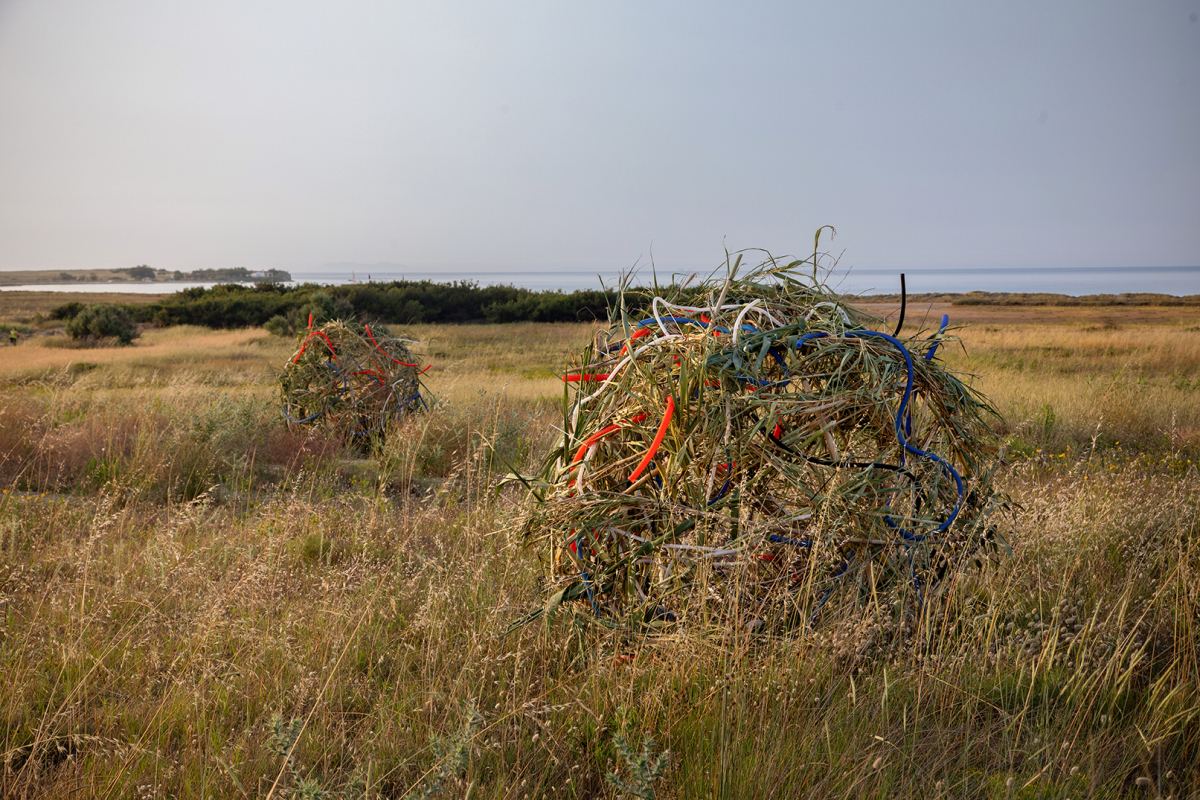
765,430 -> 911,476
892,273 -> 906,338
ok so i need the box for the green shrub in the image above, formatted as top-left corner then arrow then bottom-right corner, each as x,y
49,301 -> 85,321
64,304 -> 140,345
264,315 -> 295,337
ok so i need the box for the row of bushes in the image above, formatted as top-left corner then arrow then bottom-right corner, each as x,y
50,280 -> 1200,346
50,280 -> 626,335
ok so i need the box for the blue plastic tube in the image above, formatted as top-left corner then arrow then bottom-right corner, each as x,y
796,330 -> 965,537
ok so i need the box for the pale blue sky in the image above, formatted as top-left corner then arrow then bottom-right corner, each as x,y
0,1 -> 1197,285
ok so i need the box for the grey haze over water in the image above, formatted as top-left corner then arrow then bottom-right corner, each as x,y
288,266 -> 1200,296
3,266 -> 1197,296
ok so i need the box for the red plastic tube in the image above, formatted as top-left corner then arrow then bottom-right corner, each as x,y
354,369 -> 387,385
570,413 -> 649,464
364,324 -> 420,367
617,327 -> 652,357
700,314 -> 708,323
567,530 -> 596,556
563,373 -> 612,382
700,314 -> 721,336
292,329 -> 338,363
572,425 -> 622,464
628,396 -> 674,484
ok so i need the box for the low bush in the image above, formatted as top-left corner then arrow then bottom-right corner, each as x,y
64,304 -> 140,345
263,314 -> 294,337
48,300 -> 85,321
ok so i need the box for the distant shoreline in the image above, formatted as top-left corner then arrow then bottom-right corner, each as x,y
0,282 -> 1196,308
849,290 -> 1200,306
5,264 -> 1197,296
0,267 -> 290,287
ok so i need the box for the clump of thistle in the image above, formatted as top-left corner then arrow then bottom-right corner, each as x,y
403,702 -> 484,799
605,731 -> 669,800
266,714 -> 335,799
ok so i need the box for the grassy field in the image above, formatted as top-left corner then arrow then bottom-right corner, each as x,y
1,305 -> 1197,798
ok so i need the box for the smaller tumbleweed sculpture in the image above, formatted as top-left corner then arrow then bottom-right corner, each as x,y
280,317 -> 426,438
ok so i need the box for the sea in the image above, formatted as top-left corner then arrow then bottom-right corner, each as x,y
1,265 -> 1196,296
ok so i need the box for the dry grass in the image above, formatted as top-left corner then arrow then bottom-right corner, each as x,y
410,321 -> 603,407
0,310 -> 1197,798
0,291 -> 162,325
947,317 -> 1200,457
1,327 -> 288,388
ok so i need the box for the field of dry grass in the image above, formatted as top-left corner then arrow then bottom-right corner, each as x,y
0,291 -> 166,319
1,306 -> 1197,798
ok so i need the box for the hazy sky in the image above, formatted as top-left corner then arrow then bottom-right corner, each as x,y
1,0 -> 1197,279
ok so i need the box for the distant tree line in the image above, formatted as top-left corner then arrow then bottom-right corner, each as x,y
49,280 -> 1200,345
49,280 -> 627,338
113,266 -> 293,282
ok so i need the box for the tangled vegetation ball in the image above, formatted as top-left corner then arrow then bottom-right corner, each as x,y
514,241 -> 1007,632
280,318 -> 426,437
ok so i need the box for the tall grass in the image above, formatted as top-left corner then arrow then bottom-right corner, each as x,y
943,318 -> 1200,457
1,313 -> 1198,798
2,437 -> 1195,797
